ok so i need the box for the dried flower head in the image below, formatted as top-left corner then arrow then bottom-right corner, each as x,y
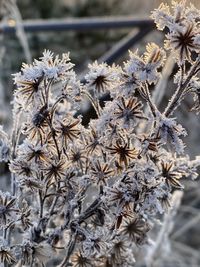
114,96 -> 145,128
85,61 -> 119,95
124,43 -> 165,84
71,251 -> 92,267
84,127 -> 102,155
22,105 -> 49,140
121,216 -> 150,245
0,192 -> 18,225
19,141 -> 49,163
43,157 -> 68,185
157,116 -> 187,154
160,161 -> 184,189
90,160 -> 114,185
144,43 -> 166,66
14,78 -> 42,105
151,0 -> 200,62
9,159 -> 35,178
107,138 -> 138,167
56,117 -> 81,147
165,23 -> 200,62
0,245 -> 16,265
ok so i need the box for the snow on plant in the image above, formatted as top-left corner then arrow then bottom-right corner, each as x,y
1,1 -> 200,266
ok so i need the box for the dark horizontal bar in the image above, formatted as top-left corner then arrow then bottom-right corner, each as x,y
0,17 -> 154,34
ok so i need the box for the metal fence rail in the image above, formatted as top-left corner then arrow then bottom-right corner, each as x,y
0,17 -> 156,64
99,27 -> 153,64
0,17 -> 154,34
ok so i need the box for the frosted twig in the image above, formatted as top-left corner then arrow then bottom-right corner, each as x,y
146,191 -> 183,267
152,54 -> 174,107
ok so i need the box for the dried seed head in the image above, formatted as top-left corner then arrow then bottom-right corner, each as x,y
121,216 -> 150,245
71,251 -> 92,267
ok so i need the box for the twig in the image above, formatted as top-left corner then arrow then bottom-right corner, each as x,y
164,56 -> 200,117
146,190 -> 183,267
152,54 -> 174,107
58,233 -> 77,267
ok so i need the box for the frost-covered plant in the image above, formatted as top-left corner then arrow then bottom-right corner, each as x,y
1,1 -> 200,266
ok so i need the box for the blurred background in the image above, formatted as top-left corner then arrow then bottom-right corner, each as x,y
1,0 -> 200,266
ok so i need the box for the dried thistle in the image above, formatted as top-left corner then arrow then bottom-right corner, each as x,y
0,2 -> 200,267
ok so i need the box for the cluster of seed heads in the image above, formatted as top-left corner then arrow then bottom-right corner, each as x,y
1,1 -> 200,266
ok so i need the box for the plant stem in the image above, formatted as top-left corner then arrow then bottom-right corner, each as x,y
139,83 -> 159,118
164,57 -> 200,117
82,89 -> 101,117
59,233 -> 77,267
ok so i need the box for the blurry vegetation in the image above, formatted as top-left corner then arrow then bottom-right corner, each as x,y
0,0 -> 164,116
2,0 -> 132,79
0,0 -> 131,128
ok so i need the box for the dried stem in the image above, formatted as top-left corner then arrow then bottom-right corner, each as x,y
59,233 -> 77,267
164,57 -> 200,117
81,89 -> 101,117
146,191 -> 183,267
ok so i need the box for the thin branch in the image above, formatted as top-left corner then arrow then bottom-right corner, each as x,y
164,56 -> 200,117
146,191 -> 183,267
58,233 -> 77,267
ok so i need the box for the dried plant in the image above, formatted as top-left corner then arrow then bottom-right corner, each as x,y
1,1 -> 200,266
